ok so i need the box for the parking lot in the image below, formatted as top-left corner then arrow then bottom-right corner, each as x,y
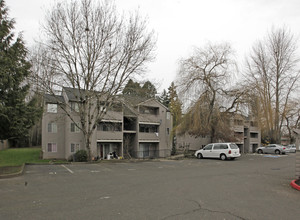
0,154 -> 299,220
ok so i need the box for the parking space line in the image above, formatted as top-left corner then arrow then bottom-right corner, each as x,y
61,165 -> 74,174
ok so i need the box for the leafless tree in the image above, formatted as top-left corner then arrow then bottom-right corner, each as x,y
33,0 -> 156,160
176,43 -> 244,142
245,27 -> 300,143
283,99 -> 300,143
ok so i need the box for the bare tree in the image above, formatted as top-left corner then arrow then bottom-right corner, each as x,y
283,99 -> 300,143
176,43 -> 243,142
34,0 -> 156,160
245,27 -> 300,143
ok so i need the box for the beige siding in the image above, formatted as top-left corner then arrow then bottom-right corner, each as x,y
42,94 -> 172,159
42,104 -> 66,159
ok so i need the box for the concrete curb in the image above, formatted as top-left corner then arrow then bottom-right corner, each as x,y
0,163 -> 25,179
290,179 -> 300,191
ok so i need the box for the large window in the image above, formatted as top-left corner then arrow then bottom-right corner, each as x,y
250,133 -> 258,138
166,112 -> 171,120
70,143 -> 80,153
70,102 -> 79,112
97,122 -> 122,132
47,104 -> 57,113
139,143 -> 150,157
47,122 -> 57,133
139,106 -> 158,115
139,124 -> 159,133
47,143 -> 57,152
71,123 -> 80,133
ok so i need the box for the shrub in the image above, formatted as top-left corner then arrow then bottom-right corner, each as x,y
171,145 -> 176,156
74,150 -> 87,162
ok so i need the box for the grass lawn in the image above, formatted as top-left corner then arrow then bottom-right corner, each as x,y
0,148 -> 67,175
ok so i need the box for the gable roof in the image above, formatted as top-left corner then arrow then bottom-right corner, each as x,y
138,98 -> 169,111
44,94 -> 65,104
63,87 -> 83,102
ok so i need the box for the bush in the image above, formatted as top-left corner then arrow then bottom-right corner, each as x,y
74,150 -> 87,162
171,145 -> 176,156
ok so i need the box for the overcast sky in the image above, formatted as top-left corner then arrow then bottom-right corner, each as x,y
6,0 -> 300,92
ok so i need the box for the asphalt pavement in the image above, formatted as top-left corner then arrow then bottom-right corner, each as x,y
0,154 -> 299,220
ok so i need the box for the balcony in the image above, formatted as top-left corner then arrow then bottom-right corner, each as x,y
139,132 -> 160,141
97,130 -> 123,141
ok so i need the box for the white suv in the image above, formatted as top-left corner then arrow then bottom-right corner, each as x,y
194,143 -> 241,160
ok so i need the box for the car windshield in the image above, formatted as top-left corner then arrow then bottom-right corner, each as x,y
229,144 -> 239,149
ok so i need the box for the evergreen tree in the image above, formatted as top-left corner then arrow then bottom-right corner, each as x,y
141,80 -> 157,99
158,89 -> 170,107
168,82 -> 182,128
122,79 -> 142,97
123,79 -> 158,100
0,0 -> 42,146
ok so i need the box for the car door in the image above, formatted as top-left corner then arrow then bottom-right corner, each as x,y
202,144 -> 213,157
211,143 -> 222,158
265,145 -> 275,153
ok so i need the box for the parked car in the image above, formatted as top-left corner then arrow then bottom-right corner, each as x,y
256,144 -> 287,154
286,145 -> 296,153
194,143 -> 241,160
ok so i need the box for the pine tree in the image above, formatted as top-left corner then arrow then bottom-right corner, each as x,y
123,79 -> 158,100
168,82 -> 182,128
0,0 -> 42,146
158,89 -> 170,107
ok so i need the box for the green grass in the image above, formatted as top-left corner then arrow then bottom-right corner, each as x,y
0,148 -> 66,167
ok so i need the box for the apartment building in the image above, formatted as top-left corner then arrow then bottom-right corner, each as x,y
42,87 -> 172,160
176,114 -> 261,153
232,114 -> 261,153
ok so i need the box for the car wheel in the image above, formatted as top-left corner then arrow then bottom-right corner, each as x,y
220,154 -> 227,161
197,153 -> 203,159
275,150 -> 280,154
257,149 -> 263,154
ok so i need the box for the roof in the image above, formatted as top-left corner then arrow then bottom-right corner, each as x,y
138,98 -> 169,110
44,94 -> 65,104
63,87 -> 84,102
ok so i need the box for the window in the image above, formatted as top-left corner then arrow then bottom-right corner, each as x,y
48,122 -> 57,133
47,143 -> 57,152
250,133 -> 258,138
47,104 -> 57,113
204,144 -> 213,150
97,122 -> 122,132
229,144 -> 239,149
166,112 -> 171,120
139,124 -> 159,133
139,106 -> 158,115
140,144 -> 150,157
100,106 -> 107,113
213,144 -> 221,150
71,143 -> 80,153
71,102 -> 79,112
71,123 -> 80,133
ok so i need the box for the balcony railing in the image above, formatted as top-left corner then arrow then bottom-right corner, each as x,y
133,149 -> 171,159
